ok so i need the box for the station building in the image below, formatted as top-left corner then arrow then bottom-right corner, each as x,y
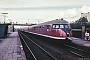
81,12 -> 90,22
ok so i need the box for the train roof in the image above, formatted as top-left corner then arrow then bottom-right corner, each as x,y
37,19 -> 69,26
29,19 -> 69,28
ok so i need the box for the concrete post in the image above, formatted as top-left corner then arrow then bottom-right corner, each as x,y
82,26 -> 85,39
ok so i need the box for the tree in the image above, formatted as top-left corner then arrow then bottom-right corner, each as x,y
70,17 -> 88,29
75,17 -> 88,24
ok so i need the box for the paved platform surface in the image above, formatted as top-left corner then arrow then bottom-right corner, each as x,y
71,37 -> 90,48
0,32 -> 26,60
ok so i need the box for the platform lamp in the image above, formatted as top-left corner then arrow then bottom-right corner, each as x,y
2,13 -> 8,24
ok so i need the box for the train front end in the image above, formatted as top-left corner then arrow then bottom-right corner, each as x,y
52,24 -> 72,41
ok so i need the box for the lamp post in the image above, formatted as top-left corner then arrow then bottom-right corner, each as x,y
2,13 -> 8,24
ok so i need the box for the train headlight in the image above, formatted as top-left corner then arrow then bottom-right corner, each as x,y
60,33 -> 63,36
67,33 -> 69,34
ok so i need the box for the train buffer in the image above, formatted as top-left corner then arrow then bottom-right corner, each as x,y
0,32 -> 26,60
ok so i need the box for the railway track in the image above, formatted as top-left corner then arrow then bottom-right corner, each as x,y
64,44 -> 90,59
18,31 -> 57,60
20,31 -> 79,60
19,31 -> 90,60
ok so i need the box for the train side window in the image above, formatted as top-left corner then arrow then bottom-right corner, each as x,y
42,26 -> 45,31
40,26 -> 42,31
36,27 -> 38,31
46,25 -> 49,28
33,27 -> 35,30
41,26 -> 44,31
34,27 -> 36,30
38,27 -> 39,31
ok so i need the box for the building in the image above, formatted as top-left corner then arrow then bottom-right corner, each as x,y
81,12 -> 90,22
0,24 -> 9,38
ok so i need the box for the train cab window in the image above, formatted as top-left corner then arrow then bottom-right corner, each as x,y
52,24 -> 60,29
60,25 -> 64,28
52,25 -> 55,28
68,25 -> 71,28
56,25 -> 59,29
52,24 -> 71,29
65,25 -> 68,28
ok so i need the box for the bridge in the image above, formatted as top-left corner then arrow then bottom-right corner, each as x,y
0,23 -> 36,38
14,23 -> 37,26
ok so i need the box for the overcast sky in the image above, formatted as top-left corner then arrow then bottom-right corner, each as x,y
0,0 -> 90,24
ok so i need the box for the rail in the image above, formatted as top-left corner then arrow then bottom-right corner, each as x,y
64,44 -> 90,58
18,31 -> 57,60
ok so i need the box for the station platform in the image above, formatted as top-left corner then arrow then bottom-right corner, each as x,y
71,37 -> 90,48
0,32 -> 26,60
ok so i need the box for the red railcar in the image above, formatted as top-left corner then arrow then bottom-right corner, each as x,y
25,19 -> 72,41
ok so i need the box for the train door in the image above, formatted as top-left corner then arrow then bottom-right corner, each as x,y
46,25 -> 51,35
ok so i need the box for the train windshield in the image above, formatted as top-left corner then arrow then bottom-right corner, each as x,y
52,24 -> 71,29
